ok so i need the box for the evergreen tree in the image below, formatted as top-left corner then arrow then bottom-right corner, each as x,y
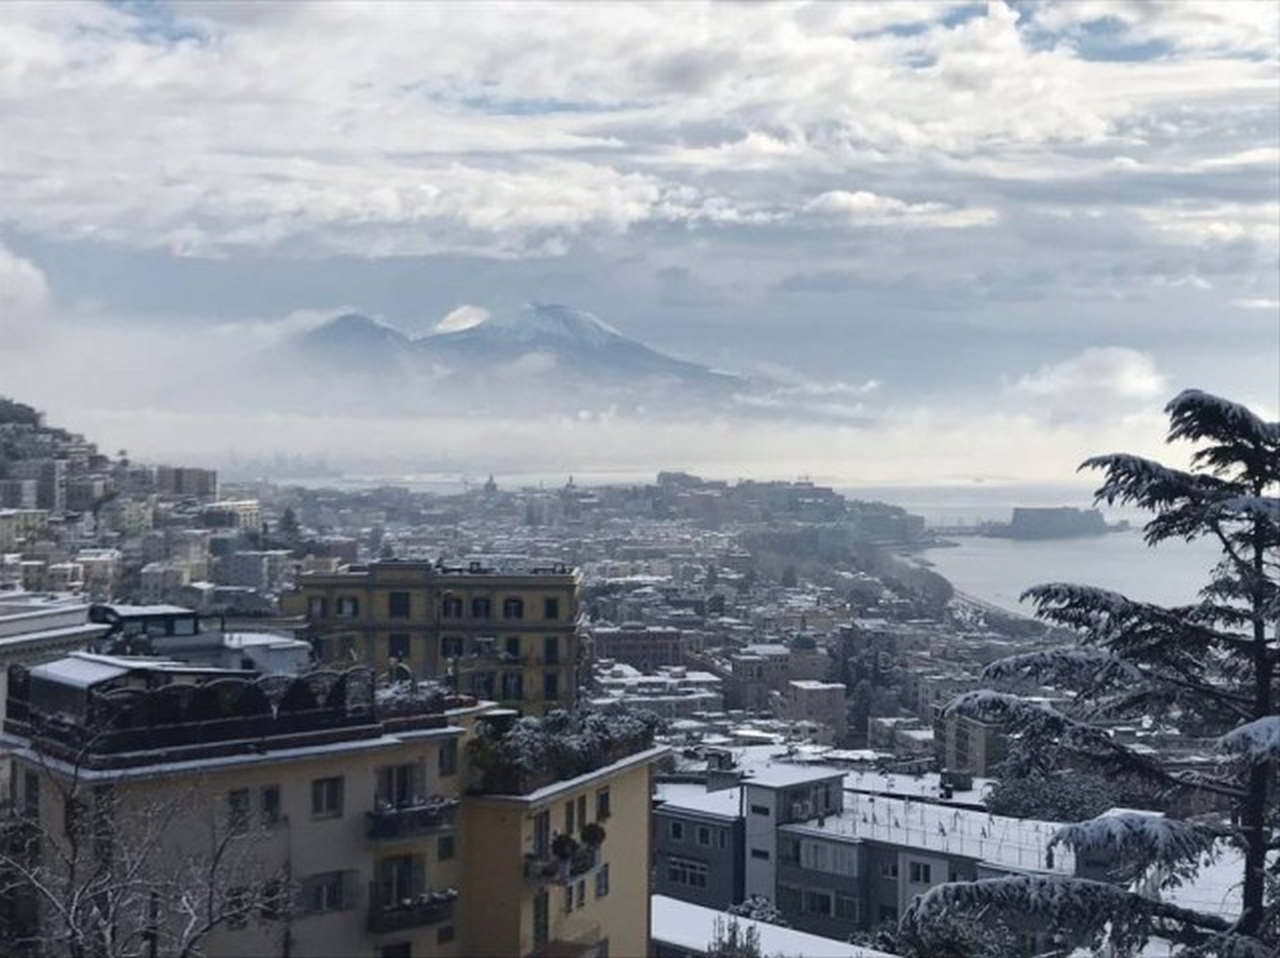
906,390 -> 1279,955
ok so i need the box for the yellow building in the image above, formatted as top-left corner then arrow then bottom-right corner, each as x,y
283,560 -> 581,714
462,745 -> 664,958
2,652 -> 663,958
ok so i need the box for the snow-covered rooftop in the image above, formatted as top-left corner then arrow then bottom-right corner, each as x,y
787,791 -> 1076,875
655,782 -> 743,819
651,895 -> 897,958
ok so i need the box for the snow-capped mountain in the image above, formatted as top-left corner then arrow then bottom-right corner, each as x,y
266,304 -> 750,416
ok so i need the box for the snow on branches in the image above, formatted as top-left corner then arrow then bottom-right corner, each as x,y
1217,716 -> 1280,765
1049,812 -> 1229,889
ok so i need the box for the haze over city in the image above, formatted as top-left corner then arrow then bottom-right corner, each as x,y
2,1 -> 1276,483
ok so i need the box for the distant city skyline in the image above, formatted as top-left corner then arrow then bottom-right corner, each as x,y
1,2 -> 1276,481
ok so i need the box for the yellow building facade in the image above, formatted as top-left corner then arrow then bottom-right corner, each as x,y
3,654 -> 662,958
283,560 -> 580,714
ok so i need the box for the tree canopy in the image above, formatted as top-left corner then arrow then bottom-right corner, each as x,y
907,390 -> 1279,956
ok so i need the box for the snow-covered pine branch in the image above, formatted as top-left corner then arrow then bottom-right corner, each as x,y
981,646 -> 1143,689
1049,812 -> 1230,889
901,874 -> 1243,957
1217,716 -> 1280,765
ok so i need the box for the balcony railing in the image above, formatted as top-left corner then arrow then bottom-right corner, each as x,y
523,845 -> 599,885
366,797 -> 459,840
366,887 -> 458,933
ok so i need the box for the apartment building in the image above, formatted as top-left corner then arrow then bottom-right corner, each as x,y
932,703 -> 1009,777
283,560 -> 581,714
653,755 -> 1077,941
776,680 -> 848,745
3,653 -> 663,958
462,741 -> 663,958
589,623 -> 684,670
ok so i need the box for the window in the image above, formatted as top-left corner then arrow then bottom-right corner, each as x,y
544,597 -> 560,620
750,804 -> 770,816
835,895 -> 859,922
697,825 -> 711,846
377,855 -> 420,906
908,861 -> 933,884
878,905 -> 898,924
261,785 -> 281,826
669,821 -> 684,841
438,834 -> 456,861
804,889 -> 832,916
533,810 -> 551,856
227,788 -> 250,833
388,591 -> 411,617
501,672 -> 523,701
566,799 -> 576,836
544,635 -> 560,665
666,856 -> 708,888
378,762 -> 421,807
533,890 -> 549,949
441,635 -> 463,659
307,872 -> 347,912
577,795 -> 586,830
575,880 -> 585,908
595,863 -> 610,898
437,925 -> 455,945
307,596 -> 327,618
778,884 -> 802,912
880,861 -> 898,879
505,635 -> 521,659
750,848 -> 770,861
226,886 -> 249,928
502,597 -> 524,620
311,777 -> 343,818
544,671 -> 559,700
439,739 -> 458,777
471,596 -> 491,618
596,788 -> 610,821
22,771 -> 38,818
388,633 -> 410,660
380,945 -> 410,958
441,595 -> 463,618
801,841 -> 828,872
718,830 -> 726,849
336,596 -> 359,618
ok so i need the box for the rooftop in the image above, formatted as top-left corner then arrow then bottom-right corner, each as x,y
651,895 -> 896,958
655,782 -> 743,819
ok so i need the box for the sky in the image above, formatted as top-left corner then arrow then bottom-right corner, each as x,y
0,1 -> 1277,485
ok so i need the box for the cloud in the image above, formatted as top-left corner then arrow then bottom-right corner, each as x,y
435,305 -> 490,333
1231,298 -> 1280,311
1010,347 -> 1167,424
0,242 -> 52,348
804,190 -> 998,229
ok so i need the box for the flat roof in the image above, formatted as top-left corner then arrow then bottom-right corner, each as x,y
651,895 -> 896,958
655,782 -> 742,819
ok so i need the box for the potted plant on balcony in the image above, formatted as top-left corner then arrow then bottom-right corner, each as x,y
580,822 -> 606,848
552,832 -> 579,861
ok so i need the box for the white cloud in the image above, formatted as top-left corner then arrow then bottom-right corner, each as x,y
1231,298 -> 1280,311
0,242 -> 52,348
805,190 -> 997,229
1011,347 -> 1167,424
435,305 -> 490,333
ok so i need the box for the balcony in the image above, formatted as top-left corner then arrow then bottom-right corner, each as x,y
523,845 -> 599,885
366,887 -> 458,933
366,796 -> 459,840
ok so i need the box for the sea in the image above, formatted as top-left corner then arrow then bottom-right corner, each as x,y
860,483 -> 1224,613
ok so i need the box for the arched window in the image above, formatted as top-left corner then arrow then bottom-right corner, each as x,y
502,597 -> 524,620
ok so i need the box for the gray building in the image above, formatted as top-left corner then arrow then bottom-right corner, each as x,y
652,783 -> 745,910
